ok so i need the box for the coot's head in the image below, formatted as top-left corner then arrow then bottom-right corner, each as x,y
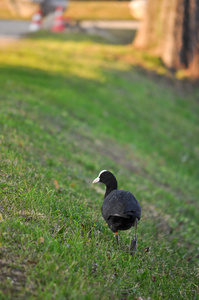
92,170 -> 118,190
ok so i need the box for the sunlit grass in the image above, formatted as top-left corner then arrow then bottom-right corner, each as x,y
0,38 -> 125,81
0,1 -> 133,20
0,32 -> 167,80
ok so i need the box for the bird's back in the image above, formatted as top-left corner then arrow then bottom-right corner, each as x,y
102,189 -> 141,223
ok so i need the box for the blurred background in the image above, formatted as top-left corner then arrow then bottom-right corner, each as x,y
0,0 -> 198,78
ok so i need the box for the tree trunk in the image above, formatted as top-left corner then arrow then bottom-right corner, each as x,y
134,0 -> 199,78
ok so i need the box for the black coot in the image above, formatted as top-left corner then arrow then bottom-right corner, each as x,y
92,170 -> 141,253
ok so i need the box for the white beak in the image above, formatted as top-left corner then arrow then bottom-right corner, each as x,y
92,177 -> 100,184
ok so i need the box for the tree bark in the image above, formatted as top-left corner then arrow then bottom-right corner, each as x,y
134,0 -> 199,78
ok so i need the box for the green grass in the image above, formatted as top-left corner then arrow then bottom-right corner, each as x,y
0,32 -> 199,299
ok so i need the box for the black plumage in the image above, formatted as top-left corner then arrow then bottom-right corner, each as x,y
92,170 -> 141,253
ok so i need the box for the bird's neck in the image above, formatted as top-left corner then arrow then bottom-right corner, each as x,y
104,180 -> 118,198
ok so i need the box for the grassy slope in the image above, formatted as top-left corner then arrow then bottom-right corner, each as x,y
0,32 -> 199,299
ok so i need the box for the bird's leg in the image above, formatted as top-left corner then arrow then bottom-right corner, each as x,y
130,218 -> 138,255
115,232 -> 119,245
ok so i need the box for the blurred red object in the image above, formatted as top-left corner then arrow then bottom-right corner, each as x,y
51,6 -> 65,32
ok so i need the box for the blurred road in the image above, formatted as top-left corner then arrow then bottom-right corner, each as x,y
0,19 -> 139,38
0,19 -> 30,38
80,20 -> 139,30
0,19 -> 140,45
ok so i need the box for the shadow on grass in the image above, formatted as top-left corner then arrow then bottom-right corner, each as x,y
1,62 -> 198,105
0,64 -> 105,103
28,30 -> 111,44
27,26 -> 138,45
